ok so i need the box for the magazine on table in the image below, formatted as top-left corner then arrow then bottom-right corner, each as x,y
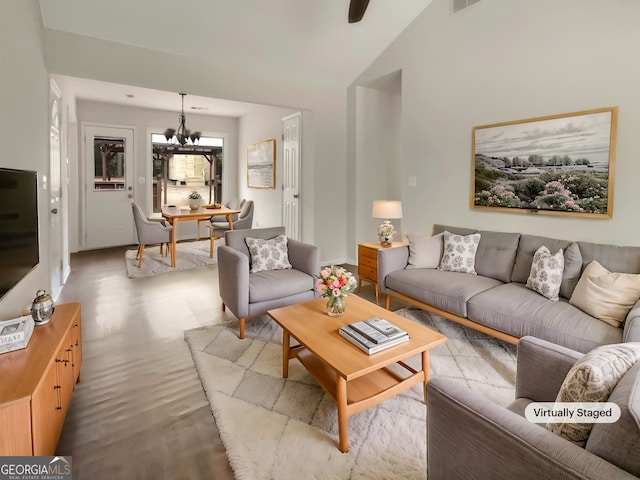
339,318 -> 409,354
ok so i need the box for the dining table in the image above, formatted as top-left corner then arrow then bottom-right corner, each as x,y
161,205 -> 241,268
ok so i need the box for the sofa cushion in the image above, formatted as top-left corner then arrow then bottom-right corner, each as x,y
526,246 -> 564,301
578,241 -> 640,274
475,230 -> 521,283
467,283 -> 623,353
406,232 -> 443,269
432,224 -> 476,236
570,261 -> 640,328
512,235 -> 582,299
439,231 -> 481,274
586,361 -> 640,476
547,343 -> 640,447
385,268 -> 502,317
246,235 -> 292,273
249,269 -> 314,303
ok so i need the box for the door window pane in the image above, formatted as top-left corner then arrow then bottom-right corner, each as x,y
93,137 -> 125,191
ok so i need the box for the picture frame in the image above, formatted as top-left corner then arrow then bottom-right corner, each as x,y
471,107 -> 618,218
247,139 -> 276,189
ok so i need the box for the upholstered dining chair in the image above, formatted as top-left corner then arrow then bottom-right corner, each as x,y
131,202 -> 173,268
208,200 -> 254,257
196,199 -> 246,241
217,226 -> 320,338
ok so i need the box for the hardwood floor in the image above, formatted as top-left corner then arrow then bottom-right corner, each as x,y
55,245 -> 403,479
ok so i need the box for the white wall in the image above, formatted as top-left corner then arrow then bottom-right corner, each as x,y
73,100 -> 239,248
0,0 -> 51,318
352,0 -> 640,247
237,105 -> 297,228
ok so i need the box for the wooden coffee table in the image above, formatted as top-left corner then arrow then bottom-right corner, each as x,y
267,295 -> 447,452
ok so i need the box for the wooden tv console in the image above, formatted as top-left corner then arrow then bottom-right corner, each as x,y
0,302 -> 82,455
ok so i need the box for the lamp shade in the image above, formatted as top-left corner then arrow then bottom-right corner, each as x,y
372,200 -> 403,219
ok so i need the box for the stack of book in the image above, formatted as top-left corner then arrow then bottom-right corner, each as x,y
339,317 -> 409,354
0,315 -> 35,354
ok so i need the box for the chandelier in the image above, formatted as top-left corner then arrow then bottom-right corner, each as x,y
164,93 -> 201,146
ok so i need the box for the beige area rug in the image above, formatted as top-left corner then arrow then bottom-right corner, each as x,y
125,240 -> 221,278
185,308 -> 517,480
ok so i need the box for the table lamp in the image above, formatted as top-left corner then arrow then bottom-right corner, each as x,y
372,200 -> 402,245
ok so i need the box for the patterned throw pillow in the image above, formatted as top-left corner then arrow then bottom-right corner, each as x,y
245,235 -> 292,273
438,231 -> 481,274
547,343 -> 640,447
526,246 -> 564,301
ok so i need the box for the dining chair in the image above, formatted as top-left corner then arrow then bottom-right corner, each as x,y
131,202 -> 173,268
208,200 -> 254,257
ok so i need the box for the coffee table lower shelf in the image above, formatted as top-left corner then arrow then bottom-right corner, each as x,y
294,347 -> 426,452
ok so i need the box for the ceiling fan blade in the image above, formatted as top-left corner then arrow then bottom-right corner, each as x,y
348,0 -> 370,23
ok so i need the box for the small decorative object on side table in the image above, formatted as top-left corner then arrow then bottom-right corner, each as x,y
31,289 -> 55,326
315,266 -> 357,316
372,200 -> 402,246
357,242 -> 409,304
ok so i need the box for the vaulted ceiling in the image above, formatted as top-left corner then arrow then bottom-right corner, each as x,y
39,0 -> 431,113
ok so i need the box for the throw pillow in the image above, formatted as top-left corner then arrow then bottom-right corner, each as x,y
526,246 -> 565,301
438,231 -> 481,275
547,342 -> 640,447
406,232 -> 444,269
569,261 -> 640,327
245,235 -> 292,273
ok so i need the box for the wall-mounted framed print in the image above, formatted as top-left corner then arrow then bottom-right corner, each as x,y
471,106 -> 617,218
247,139 -> 276,189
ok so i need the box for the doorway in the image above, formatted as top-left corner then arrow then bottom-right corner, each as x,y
83,125 -> 135,249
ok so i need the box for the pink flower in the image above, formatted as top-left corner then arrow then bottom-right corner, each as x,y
332,288 -> 341,297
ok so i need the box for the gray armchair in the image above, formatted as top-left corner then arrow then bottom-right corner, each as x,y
426,336 -> 640,479
131,202 -> 173,268
209,200 -> 254,256
217,226 -> 320,338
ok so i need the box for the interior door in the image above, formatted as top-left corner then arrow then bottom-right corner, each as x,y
282,112 -> 301,240
49,80 -> 63,299
84,125 -> 135,249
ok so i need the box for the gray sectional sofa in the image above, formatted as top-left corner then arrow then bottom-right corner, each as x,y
377,224 -> 640,353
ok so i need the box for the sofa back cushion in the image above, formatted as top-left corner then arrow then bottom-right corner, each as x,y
432,225 -> 519,282
586,361 -> 640,476
512,234 -> 583,299
578,241 -> 640,275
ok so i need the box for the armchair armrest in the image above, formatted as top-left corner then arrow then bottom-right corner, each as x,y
427,378 -> 637,480
287,239 -> 320,277
377,246 -> 409,294
217,245 -> 250,319
515,336 -> 582,402
623,298 -> 640,342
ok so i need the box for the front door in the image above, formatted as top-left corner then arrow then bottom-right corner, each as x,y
84,125 -> 135,249
282,112 -> 301,240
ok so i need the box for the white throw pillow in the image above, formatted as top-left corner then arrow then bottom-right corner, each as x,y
569,261 -> 640,327
547,342 -> 640,447
438,231 -> 481,275
245,235 -> 292,273
406,232 -> 444,269
526,246 -> 564,301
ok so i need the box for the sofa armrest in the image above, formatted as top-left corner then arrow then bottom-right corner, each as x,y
623,299 -> 640,342
287,239 -> 320,277
427,378 -> 637,480
377,246 -> 409,294
515,336 -> 582,402
218,245 -> 250,319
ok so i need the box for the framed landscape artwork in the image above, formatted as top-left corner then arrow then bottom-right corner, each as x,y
247,139 -> 276,189
471,106 -> 618,218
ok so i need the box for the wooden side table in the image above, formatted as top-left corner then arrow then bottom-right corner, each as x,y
357,241 -> 409,303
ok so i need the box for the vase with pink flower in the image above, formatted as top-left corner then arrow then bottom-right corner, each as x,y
315,266 -> 357,317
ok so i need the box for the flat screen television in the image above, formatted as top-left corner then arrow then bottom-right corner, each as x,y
0,168 -> 39,299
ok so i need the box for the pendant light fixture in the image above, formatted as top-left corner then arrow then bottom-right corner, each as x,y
164,93 -> 201,146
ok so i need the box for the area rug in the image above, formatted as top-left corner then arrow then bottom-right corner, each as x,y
185,308 -> 517,479
125,240 -> 220,278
